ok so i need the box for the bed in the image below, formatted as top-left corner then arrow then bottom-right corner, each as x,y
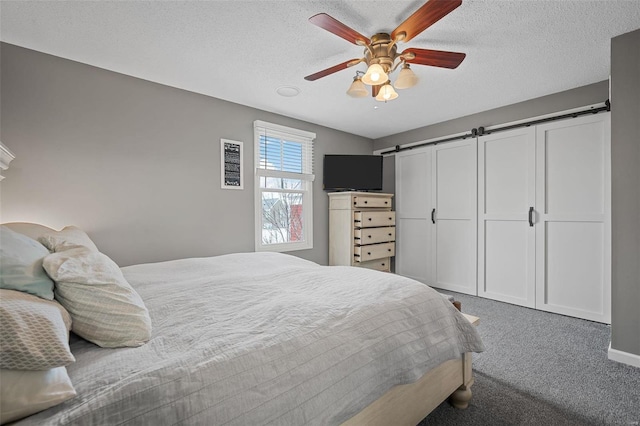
0,222 -> 484,425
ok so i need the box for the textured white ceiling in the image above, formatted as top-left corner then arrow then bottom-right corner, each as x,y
1,1 -> 639,139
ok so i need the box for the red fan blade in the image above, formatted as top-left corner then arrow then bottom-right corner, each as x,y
402,48 -> 466,69
304,59 -> 360,81
309,13 -> 370,45
391,0 -> 462,42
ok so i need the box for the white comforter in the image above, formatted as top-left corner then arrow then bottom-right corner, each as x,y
18,252 -> 484,425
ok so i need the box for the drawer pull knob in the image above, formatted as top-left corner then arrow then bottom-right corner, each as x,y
367,252 -> 371,255
388,217 -> 392,220
388,249 -> 391,252
368,235 -> 372,238
364,200 -> 368,204
368,218 -> 372,221
385,201 -> 388,204
382,263 -> 385,266
388,233 -> 392,236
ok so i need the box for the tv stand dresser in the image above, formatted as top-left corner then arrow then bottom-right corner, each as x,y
328,192 -> 396,272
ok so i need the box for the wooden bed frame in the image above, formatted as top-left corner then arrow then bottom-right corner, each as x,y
344,314 -> 479,426
4,222 -> 479,426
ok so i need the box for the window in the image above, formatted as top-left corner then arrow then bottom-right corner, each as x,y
254,120 -> 315,252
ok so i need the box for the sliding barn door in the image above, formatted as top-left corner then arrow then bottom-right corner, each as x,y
535,113 -> 611,323
478,128 -> 536,307
395,147 -> 433,284
432,140 -> 477,295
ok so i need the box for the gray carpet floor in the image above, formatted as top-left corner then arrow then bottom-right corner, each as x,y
419,292 -> 640,425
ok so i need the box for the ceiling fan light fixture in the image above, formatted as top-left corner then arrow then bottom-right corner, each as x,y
362,63 -> 388,86
305,1 -> 466,102
346,75 -> 368,98
375,82 -> 398,102
394,64 -> 418,89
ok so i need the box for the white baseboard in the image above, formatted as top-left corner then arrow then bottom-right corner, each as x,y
608,343 -> 640,368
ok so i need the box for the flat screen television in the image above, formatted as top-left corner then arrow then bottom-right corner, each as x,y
323,155 -> 383,191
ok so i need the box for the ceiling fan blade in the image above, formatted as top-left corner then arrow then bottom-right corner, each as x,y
402,48 -> 466,69
391,0 -> 462,42
309,13 -> 370,45
304,59 -> 360,81
372,85 -> 381,98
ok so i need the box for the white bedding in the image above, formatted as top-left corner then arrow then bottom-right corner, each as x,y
17,252 -> 484,425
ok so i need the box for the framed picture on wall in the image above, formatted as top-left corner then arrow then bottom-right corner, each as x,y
221,139 -> 243,190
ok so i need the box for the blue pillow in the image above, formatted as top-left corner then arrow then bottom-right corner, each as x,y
0,226 -> 54,300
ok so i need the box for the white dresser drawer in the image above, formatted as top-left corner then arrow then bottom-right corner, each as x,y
354,211 -> 396,228
353,195 -> 392,209
356,258 -> 391,272
354,227 -> 395,245
354,242 -> 395,262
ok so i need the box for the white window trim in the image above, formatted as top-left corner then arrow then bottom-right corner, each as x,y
254,120 -> 316,253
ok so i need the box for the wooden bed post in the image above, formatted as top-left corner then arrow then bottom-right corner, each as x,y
450,313 -> 479,409
449,352 -> 474,409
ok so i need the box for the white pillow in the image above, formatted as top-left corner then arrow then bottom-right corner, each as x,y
38,226 -> 99,253
0,367 -> 76,424
43,247 -> 152,348
0,289 -> 75,370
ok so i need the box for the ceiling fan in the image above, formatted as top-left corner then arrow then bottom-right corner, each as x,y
304,0 -> 466,102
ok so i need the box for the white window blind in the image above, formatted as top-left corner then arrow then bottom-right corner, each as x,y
253,120 -> 316,252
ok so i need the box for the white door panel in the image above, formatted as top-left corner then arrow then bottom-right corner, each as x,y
435,145 -> 475,217
478,128 -> 536,307
536,113 -> 611,323
396,219 -> 430,283
484,134 -> 532,214
435,219 -> 474,293
395,148 -> 433,284
432,140 -> 477,295
482,220 -> 534,306
543,221 -> 606,320
396,149 -> 430,218
544,120 -> 606,215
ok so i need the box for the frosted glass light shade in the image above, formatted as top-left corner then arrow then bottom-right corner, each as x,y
394,64 -> 418,89
346,77 -> 368,98
362,63 -> 388,86
375,82 -> 398,102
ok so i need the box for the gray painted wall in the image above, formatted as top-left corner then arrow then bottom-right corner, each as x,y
611,28 -> 640,357
0,43 -> 373,266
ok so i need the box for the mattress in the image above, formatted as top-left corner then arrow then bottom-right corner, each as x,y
16,252 -> 484,425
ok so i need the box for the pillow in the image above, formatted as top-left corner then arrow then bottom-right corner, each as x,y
0,289 -> 75,370
38,226 -> 99,253
0,367 -> 76,424
0,226 -> 55,300
43,247 -> 152,348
